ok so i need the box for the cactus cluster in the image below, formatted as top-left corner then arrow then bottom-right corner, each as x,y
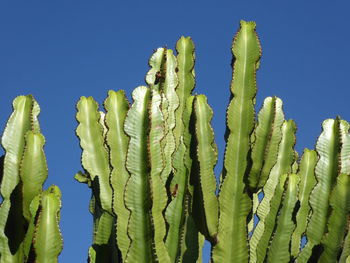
75,36 -> 203,262
0,20 -> 349,263
75,20 -> 350,263
0,95 -> 62,262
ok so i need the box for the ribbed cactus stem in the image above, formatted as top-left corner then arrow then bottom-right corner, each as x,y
291,149 -> 317,257
319,173 -> 350,263
76,96 -> 113,213
104,90 -> 130,260
191,95 -> 218,241
1,95 -> 40,199
296,118 -> 343,262
213,20 -> 261,263
32,186 -> 63,263
267,174 -> 299,262
248,96 -> 284,191
250,120 -> 296,263
148,88 -> 171,263
123,86 -> 154,262
20,131 -> 48,221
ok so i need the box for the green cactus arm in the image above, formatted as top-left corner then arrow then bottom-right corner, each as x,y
145,47 -> 166,92
20,131 -> 48,221
172,205 -> 203,263
90,209 -> 119,263
248,97 -> 284,190
160,49 -> 179,182
145,48 -> 169,181
297,118 -> 342,262
89,196 -> 101,244
291,149 -> 317,257
123,86 -> 154,262
0,130 -> 47,261
88,246 -> 97,263
157,48 -> 189,262
93,211 -> 115,245
337,120 -> 350,263
145,48 -> 179,182
1,95 -> 38,199
23,194 -> 41,260
76,96 -> 112,213
340,120 -> 350,174
165,96 -> 196,262
340,223 -> 350,263
0,95 -> 40,263
183,95 -> 195,182
196,233 -> 205,263
251,173 -> 288,263
146,47 -> 185,261
267,173 -> 299,263
259,96 -> 285,183
74,171 -> 91,185
173,36 -> 195,147
191,95 -> 218,240
167,40 -> 196,255
33,185 -> 62,263
250,120 -> 296,263
176,197 -> 191,263
212,20 -> 261,263
164,38 -> 196,260
31,98 -> 41,133
148,89 -> 171,263
162,49 -> 179,126
103,90 -> 130,259
319,173 -> 350,263
165,139 -> 187,262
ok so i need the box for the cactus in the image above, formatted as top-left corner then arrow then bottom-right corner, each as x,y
212,21 -> 262,263
291,149 -> 317,257
72,20 -> 350,263
0,95 -> 62,262
0,18 -> 348,263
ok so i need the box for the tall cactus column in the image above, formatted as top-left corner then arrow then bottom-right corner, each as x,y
104,90 -> 130,261
250,120 -> 297,263
191,95 -> 218,242
123,86 -> 154,262
212,21 -> 262,263
75,96 -> 119,262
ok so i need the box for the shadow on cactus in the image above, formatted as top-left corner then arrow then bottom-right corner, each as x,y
75,20 -> 350,263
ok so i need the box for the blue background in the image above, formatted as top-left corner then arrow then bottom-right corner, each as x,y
0,1 -> 349,262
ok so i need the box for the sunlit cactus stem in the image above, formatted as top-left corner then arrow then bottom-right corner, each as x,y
212,20 -> 261,263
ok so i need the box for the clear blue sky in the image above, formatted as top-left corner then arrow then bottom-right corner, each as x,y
1,1 -> 349,262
